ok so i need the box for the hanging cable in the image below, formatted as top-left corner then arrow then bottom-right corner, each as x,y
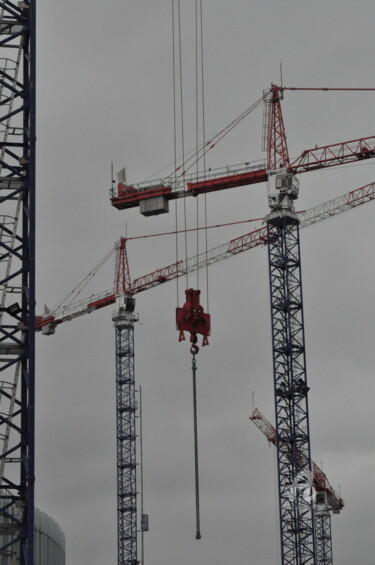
199,0 -> 209,314
172,0 -> 179,308
195,0 -> 200,290
191,349 -> 201,539
176,0 -> 189,290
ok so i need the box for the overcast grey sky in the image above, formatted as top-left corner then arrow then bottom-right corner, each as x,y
35,2 -> 375,564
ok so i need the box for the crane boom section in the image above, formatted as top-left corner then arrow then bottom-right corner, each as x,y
111,136 -> 375,209
250,408 -> 344,512
290,136 -> 375,172
37,181 -> 375,333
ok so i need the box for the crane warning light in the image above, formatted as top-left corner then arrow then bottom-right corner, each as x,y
176,288 -> 211,351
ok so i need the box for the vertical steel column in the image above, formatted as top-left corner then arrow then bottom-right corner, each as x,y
0,2 -> 36,565
267,215 -> 315,565
113,297 -> 139,565
314,506 -> 333,565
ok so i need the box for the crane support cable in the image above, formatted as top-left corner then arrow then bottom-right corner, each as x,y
172,0 -> 179,307
52,246 -> 116,311
283,86 -> 375,91
195,0 -> 200,290
176,0 -> 189,289
127,216 -> 264,241
170,97 -> 263,184
138,96 -> 263,188
199,0 -> 210,312
194,0 -> 206,293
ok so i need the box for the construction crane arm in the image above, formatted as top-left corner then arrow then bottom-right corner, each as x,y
289,136 -> 375,173
250,408 -> 344,512
36,290 -> 117,334
111,135 -> 375,211
36,181 -> 375,334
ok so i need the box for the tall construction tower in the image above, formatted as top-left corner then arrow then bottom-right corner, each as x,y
250,406 -> 344,565
113,238 -> 139,565
0,3 -> 36,565
264,86 -> 315,565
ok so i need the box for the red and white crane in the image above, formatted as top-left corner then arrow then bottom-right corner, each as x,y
250,407 -> 342,565
250,407 -> 344,512
36,179 -> 375,335
35,178 -> 375,563
37,85 -> 375,565
107,84 -> 375,565
110,87 -> 375,216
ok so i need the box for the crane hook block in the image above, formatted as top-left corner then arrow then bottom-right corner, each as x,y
176,289 -> 211,349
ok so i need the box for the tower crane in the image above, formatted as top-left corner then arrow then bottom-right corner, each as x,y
36,180 -> 375,334
0,3 -> 36,565
250,407 -> 343,565
36,178 -> 375,565
109,84 -> 375,565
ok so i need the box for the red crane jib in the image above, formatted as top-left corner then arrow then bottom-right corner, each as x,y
187,169 -> 268,195
112,183 -> 172,210
176,289 -> 211,348
110,134 -> 375,211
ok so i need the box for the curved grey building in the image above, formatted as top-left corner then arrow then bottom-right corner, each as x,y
0,506 -> 65,565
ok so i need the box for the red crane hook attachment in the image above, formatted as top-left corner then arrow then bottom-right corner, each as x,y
176,289 -> 211,354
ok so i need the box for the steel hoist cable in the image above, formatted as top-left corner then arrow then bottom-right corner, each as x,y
172,0 -> 179,308
191,349 -> 201,539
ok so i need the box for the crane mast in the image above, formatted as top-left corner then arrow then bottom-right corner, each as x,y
267,208 -> 315,565
0,3 -> 36,565
113,295 -> 139,565
314,493 -> 333,565
112,237 -> 140,565
250,407 -> 343,565
265,86 -> 315,565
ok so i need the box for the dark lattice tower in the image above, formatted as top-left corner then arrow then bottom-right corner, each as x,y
0,3 -> 36,565
113,295 -> 139,565
266,165 -> 315,565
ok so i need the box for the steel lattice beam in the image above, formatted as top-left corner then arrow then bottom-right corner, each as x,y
267,215 -> 315,565
114,299 -> 139,565
0,2 -> 35,565
314,509 -> 333,565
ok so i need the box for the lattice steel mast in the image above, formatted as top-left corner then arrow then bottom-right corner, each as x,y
315,493 -> 333,565
113,238 -> 139,565
250,407 -> 343,565
0,2 -> 36,565
265,86 -> 315,565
